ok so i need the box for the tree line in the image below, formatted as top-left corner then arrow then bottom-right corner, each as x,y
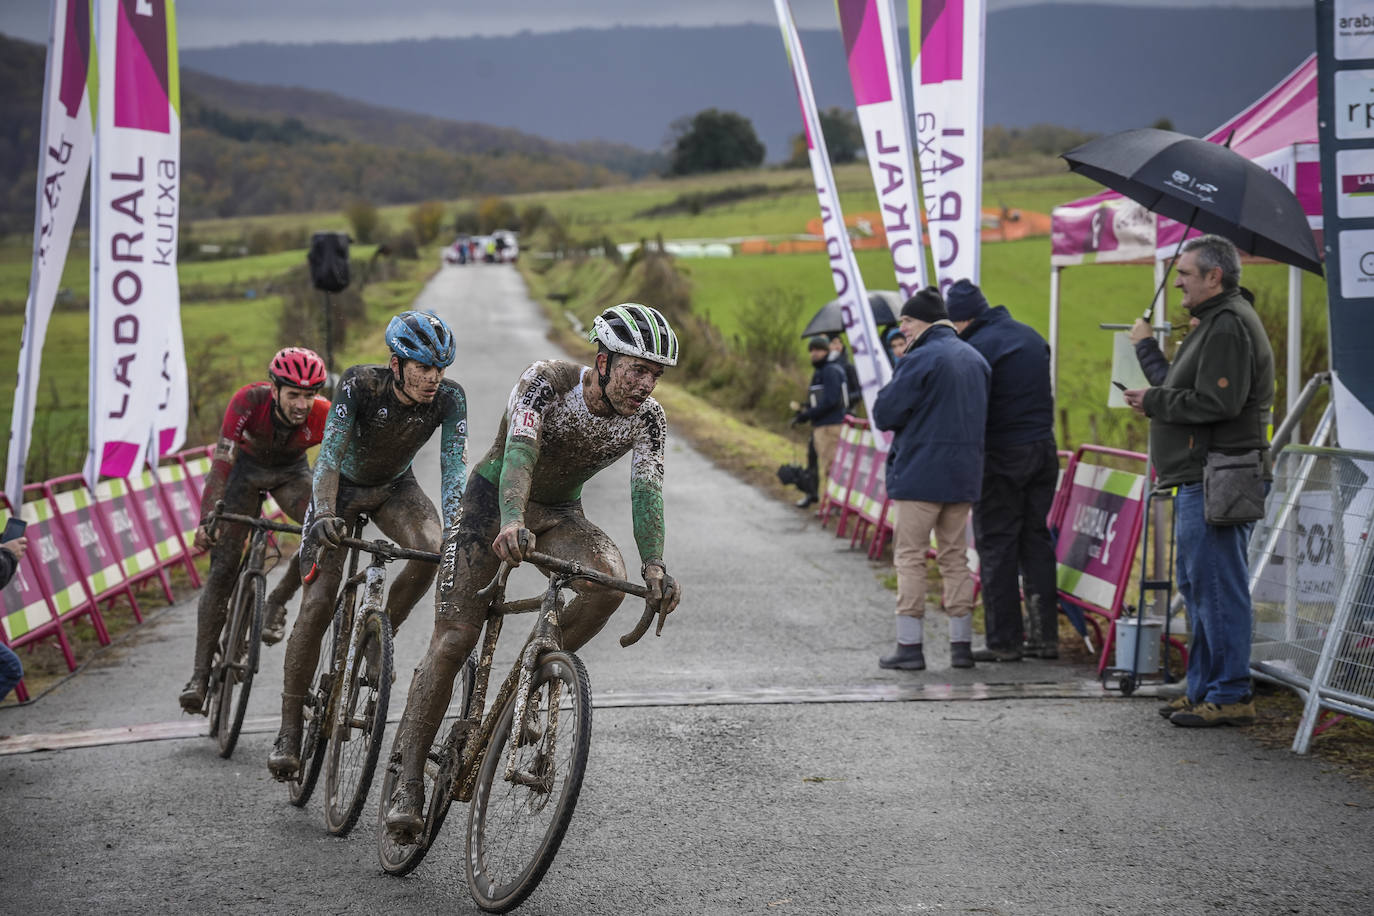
666,106 -> 1100,175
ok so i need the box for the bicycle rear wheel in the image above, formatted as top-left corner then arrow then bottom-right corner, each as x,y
216,574 -> 264,759
288,600 -> 340,808
379,651 -> 477,876
466,651 -> 591,914
323,609 -> 393,836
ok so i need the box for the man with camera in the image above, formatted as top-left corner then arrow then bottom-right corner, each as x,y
789,335 -> 849,508
1122,234 -> 1274,727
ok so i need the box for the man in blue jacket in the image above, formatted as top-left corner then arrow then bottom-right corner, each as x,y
873,288 -> 990,671
947,280 -> 1060,661
790,335 -> 850,508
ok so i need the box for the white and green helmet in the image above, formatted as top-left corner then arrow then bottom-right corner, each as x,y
589,303 -> 680,367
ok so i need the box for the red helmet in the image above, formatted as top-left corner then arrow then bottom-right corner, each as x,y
269,347 -> 327,390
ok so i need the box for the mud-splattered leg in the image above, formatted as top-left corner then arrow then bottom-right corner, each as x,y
371,478 -> 442,633
535,513 -> 627,651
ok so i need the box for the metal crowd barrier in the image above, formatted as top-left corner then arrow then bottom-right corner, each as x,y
1248,445 -> 1374,752
0,445 -> 216,702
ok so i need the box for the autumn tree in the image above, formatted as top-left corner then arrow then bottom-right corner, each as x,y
344,198 -> 380,244
408,200 -> 446,244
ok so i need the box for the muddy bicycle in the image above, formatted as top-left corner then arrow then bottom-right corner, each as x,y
201,501 -> 302,759
286,515 -> 440,837
377,545 -> 668,913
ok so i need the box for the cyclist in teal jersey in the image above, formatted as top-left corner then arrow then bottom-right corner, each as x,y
268,311 -> 468,780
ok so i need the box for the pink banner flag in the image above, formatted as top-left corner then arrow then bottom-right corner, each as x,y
7,0 -> 95,508
837,0 -> 928,297
909,0 -> 985,294
87,0 -> 185,485
775,0 -> 892,441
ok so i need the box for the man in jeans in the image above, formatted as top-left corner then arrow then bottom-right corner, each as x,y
873,288 -> 990,671
1123,234 -> 1274,727
947,280 -> 1060,661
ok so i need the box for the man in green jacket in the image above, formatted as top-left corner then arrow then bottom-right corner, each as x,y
1123,234 -> 1274,728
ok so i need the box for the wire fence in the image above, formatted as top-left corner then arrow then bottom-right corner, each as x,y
1248,445 -> 1374,752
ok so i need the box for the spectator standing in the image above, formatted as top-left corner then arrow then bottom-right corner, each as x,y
884,326 -> 908,364
0,535 -> 30,701
828,334 -> 863,412
873,288 -> 990,671
1122,235 -> 1274,727
947,280 -> 1060,661
790,335 -> 849,508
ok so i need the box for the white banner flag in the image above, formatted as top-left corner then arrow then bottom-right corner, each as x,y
6,0 -> 94,507
775,0 -> 892,438
909,0 -> 986,294
837,0 -> 928,298
87,0 -> 185,483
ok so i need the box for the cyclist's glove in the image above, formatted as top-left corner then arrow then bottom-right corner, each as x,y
642,561 -> 680,614
310,514 -> 346,549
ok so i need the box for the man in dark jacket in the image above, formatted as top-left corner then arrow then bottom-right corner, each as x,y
790,335 -> 849,508
873,288 -> 990,671
0,532 -> 30,701
947,280 -> 1060,661
1123,235 -> 1274,728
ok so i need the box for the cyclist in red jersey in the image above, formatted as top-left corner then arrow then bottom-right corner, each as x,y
178,348 -> 330,714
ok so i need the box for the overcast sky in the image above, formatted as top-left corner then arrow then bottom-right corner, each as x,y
0,0 -> 1307,49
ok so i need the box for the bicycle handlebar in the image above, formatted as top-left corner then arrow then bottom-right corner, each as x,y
206,502 -> 303,537
332,535 -> 441,565
475,549 -> 668,647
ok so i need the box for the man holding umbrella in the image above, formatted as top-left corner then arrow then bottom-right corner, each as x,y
1122,234 -> 1274,727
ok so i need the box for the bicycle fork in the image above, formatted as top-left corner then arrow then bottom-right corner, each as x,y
505,585 -> 565,788
336,563 -> 388,739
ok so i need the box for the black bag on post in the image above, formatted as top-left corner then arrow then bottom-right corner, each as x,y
308,232 -> 351,293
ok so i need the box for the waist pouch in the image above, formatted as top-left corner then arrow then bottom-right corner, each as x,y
1202,449 -> 1265,526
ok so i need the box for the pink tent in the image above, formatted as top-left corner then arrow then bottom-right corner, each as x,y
1048,55 -> 1320,411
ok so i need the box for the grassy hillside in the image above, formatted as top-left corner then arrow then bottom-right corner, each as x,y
0,34 -> 649,231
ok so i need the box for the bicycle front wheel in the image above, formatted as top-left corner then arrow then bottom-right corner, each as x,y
216,574 -> 264,759
323,609 -> 393,836
288,600 -> 340,808
466,651 -> 591,914
378,650 -> 477,876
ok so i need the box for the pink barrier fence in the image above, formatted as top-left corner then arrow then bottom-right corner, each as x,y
1,447 -> 216,702
817,432 -> 1161,665
1050,445 -> 1180,674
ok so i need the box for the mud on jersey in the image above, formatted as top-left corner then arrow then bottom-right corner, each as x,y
200,382 -> 330,521
472,359 -> 666,564
313,364 -> 467,526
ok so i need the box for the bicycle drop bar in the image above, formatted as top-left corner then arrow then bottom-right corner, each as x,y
476,549 -> 665,647
207,507 -> 304,536
333,536 -> 441,565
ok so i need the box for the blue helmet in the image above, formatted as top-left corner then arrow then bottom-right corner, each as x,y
385,310 -> 455,368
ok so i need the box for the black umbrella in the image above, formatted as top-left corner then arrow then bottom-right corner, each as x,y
1062,128 -> 1322,317
800,290 -> 903,338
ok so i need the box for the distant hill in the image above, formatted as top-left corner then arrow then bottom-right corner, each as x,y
0,34 -> 660,231
181,5 -> 1316,161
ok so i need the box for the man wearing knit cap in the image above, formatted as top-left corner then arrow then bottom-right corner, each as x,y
789,335 -> 850,508
947,279 -> 1061,662
873,287 -> 990,670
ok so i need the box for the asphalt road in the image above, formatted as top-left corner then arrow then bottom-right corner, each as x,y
2,263 -> 1371,915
